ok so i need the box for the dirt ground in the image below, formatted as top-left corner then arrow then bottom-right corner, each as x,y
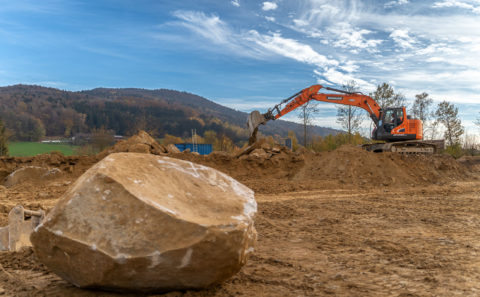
1,135 -> 480,296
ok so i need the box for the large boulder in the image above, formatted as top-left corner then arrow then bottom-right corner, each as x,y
31,153 -> 257,292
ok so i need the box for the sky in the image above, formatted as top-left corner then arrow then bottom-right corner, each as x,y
0,0 -> 479,136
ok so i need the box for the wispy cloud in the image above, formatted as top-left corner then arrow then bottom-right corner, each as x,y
433,0 -> 480,14
231,0 -> 240,7
384,0 -> 409,8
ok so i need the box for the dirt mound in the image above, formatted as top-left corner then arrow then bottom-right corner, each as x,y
174,143 -> 473,193
4,166 -> 62,187
98,130 -> 168,158
294,145 -> 471,189
0,153 -> 97,183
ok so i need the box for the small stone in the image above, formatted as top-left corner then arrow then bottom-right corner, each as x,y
128,143 -> 151,154
166,144 -> 181,154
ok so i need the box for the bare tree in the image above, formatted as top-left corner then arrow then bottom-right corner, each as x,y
370,82 -> 406,109
411,92 -> 434,137
298,100 -> 319,147
411,93 -> 433,122
434,101 -> 464,146
336,80 -> 364,142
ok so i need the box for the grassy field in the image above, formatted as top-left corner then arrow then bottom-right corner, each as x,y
8,142 -> 80,157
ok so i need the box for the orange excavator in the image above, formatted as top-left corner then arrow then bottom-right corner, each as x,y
247,84 -> 437,154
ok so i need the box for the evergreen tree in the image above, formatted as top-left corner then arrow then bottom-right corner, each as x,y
434,101 -> 464,146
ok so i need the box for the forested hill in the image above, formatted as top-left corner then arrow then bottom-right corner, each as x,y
0,84 -> 340,144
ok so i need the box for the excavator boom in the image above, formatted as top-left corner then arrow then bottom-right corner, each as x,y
246,84 -> 437,154
247,84 -> 381,144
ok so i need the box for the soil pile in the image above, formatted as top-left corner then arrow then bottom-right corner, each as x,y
174,142 -> 472,193
98,130 -> 168,158
295,145 -> 470,188
0,152 -> 97,185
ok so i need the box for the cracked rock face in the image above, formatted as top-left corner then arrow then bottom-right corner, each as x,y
30,153 -> 257,292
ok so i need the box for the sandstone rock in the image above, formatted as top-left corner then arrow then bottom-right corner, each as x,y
249,149 -> 271,160
128,143 -> 151,154
260,142 -> 272,151
31,153 -> 257,292
271,147 -> 282,154
166,144 -> 181,154
4,166 -> 62,187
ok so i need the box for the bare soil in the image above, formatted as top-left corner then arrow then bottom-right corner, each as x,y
1,136 -> 480,296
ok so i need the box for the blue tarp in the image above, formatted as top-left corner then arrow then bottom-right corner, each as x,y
174,143 -> 213,155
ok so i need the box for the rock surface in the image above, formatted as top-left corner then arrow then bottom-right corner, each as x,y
30,153 -> 257,292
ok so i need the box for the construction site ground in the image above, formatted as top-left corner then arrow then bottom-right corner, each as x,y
1,139 -> 480,296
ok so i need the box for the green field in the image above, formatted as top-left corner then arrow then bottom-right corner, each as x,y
8,142 -> 80,157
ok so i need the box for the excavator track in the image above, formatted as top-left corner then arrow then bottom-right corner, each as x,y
362,140 -> 439,154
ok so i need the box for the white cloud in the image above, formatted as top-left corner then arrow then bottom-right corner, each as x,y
265,16 -> 275,22
384,0 -> 409,8
433,0 -> 480,14
247,31 -> 338,68
315,68 -> 375,91
231,0 -> 240,7
389,29 -> 416,49
262,2 -> 278,11
330,26 -> 383,52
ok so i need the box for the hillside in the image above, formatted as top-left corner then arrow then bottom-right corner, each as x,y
0,84 -> 340,144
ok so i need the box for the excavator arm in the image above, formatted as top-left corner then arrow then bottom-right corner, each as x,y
247,84 -> 382,144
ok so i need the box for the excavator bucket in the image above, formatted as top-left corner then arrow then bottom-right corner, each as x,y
0,205 -> 45,251
247,111 -> 267,135
247,111 -> 268,145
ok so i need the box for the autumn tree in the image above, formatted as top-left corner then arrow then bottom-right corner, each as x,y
203,130 -> 217,145
336,80 -> 364,142
163,134 -> 184,145
298,101 -> 319,147
434,101 -> 464,147
370,83 -> 406,109
0,118 -> 9,156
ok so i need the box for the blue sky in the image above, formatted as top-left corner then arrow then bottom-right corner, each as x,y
1,0 -> 479,136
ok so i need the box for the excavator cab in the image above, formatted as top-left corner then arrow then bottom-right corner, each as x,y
373,107 -> 422,142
